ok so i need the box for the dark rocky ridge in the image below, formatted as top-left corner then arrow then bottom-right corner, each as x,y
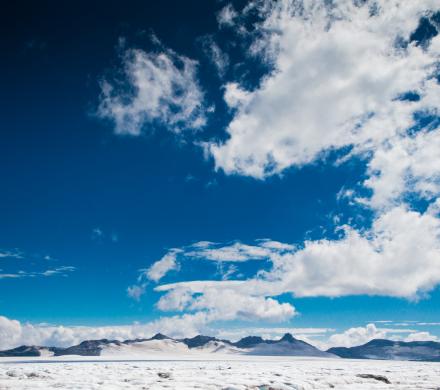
328,339 -> 440,361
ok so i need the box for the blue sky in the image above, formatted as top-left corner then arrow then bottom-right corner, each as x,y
1,0 -> 440,349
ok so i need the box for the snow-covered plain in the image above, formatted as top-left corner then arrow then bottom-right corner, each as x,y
1,355 -> 439,389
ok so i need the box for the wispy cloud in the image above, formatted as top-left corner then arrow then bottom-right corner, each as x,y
91,227 -> 118,243
217,4 -> 238,28
199,35 -> 229,77
0,266 -> 76,280
0,249 -> 23,259
127,284 -> 146,301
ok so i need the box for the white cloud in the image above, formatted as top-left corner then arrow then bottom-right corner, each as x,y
364,121 -> 440,209
217,4 -> 238,28
208,0 -> 440,201
185,241 -> 273,262
98,43 -> 206,135
404,331 -> 439,342
127,284 -> 146,301
324,323 -> 436,349
326,323 -> 388,348
0,317 -> 21,349
417,322 -> 440,326
156,287 -> 194,312
156,281 -> 295,323
143,249 -> 181,282
0,249 -> 23,259
190,289 -> 295,322
0,266 -> 75,280
201,36 -> 229,77
0,273 -> 21,279
217,263 -> 239,280
92,227 -> 103,240
265,206 -> 440,299
0,247 -> 74,280
40,266 -> 76,277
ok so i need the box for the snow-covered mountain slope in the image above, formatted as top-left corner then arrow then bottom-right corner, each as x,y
101,339 -> 190,357
328,339 -> 440,361
193,340 -> 243,354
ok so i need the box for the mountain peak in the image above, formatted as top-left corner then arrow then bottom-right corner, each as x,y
150,333 -> 169,340
234,335 -> 265,348
280,333 -> 296,343
181,335 -> 218,348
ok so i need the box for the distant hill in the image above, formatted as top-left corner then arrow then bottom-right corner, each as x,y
328,339 -> 440,361
242,333 -> 334,357
0,345 -> 55,357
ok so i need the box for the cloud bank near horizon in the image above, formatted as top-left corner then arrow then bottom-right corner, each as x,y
0,315 -> 437,351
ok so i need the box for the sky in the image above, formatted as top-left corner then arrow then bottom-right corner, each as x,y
1,0 -> 440,350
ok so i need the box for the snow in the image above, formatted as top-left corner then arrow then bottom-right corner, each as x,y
37,349 -> 54,358
99,338 -> 336,358
195,340 -> 245,354
1,355 -> 439,389
101,339 -> 191,357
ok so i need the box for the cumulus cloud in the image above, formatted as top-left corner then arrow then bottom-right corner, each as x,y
404,331 -> 439,342
326,323 -> 388,348
266,206 -> 440,299
364,123 -> 440,208
98,42 -> 206,135
209,0 -> 440,187
157,285 -> 296,323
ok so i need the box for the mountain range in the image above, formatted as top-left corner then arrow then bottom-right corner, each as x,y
328,338 -> 440,361
1,333 -> 439,361
0,333 -> 333,358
